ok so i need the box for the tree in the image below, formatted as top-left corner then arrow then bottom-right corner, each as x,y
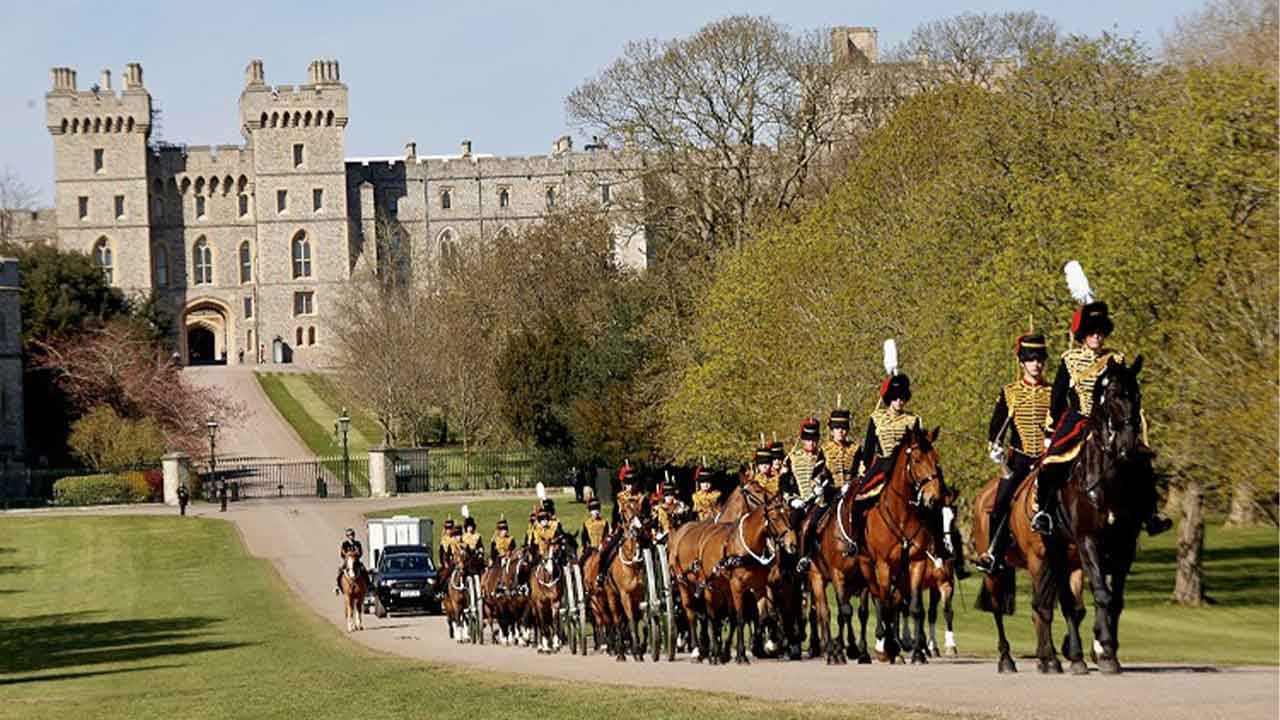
0,167 -> 39,245
892,11 -> 1060,88
69,404 -> 167,470
1163,0 -> 1279,83
567,16 -> 849,253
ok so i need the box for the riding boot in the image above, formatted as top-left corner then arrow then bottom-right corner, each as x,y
795,504 -> 819,573
335,568 -> 343,596
1031,468 -> 1058,536
1145,512 -> 1173,536
975,510 -> 1011,575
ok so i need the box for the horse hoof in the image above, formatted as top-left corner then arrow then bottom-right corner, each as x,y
1038,659 -> 1063,674
858,653 -> 872,665
911,651 -> 928,665
947,646 -> 959,657
998,656 -> 1018,673
736,656 -> 750,665
1070,660 -> 1089,675
1098,657 -> 1122,675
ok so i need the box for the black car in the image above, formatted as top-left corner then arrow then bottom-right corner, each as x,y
368,544 -> 441,616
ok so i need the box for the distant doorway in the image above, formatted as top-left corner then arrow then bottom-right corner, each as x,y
187,326 -> 218,365
182,299 -> 232,366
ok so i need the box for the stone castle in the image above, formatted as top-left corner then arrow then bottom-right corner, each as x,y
38,59 -> 647,368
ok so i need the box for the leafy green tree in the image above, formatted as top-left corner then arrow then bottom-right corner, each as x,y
69,404 -> 167,470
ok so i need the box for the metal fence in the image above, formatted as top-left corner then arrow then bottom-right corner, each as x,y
0,465 -> 164,508
412,448 -> 567,493
196,455 -> 370,500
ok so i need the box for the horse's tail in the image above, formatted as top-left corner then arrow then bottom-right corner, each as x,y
975,568 -> 1016,615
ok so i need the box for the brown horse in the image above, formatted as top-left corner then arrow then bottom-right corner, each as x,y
896,555 -> 959,657
807,485 -> 872,664
338,548 -> 368,632
529,535 -> 569,653
604,515 -> 650,661
669,496 -> 796,664
858,426 -> 946,664
580,548 -> 610,653
443,544 -> 483,642
973,469 -> 1085,673
482,545 -> 532,646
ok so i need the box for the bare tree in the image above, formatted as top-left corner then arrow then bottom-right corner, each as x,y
567,16 -> 848,253
889,11 -> 1059,89
1163,0 -> 1279,82
0,167 -> 40,245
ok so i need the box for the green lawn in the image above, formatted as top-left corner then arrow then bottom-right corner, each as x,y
374,499 -> 1279,666
0,516 -> 963,720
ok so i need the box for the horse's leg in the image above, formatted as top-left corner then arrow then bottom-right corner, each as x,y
834,579 -> 853,663
807,571 -> 836,665
909,563 -> 928,664
730,577 -> 749,664
942,582 -> 957,656
1103,531 -> 1136,673
1079,534 -> 1119,672
1029,553 -> 1063,673
1059,568 -> 1087,675
856,589 -> 872,663
992,584 -> 1017,673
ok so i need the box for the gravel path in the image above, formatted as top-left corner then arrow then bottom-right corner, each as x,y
20,497 -> 1279,719
183,367 -> 312,459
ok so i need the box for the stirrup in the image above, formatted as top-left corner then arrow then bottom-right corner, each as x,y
1031,510 -> 1054,536
973,553 -> 1001,575
795,557 -> 812,573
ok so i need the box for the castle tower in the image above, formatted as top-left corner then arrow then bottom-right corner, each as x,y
45,64 -> 153,293
237,59 -> 350,364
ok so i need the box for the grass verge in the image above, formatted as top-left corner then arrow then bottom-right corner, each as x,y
0,515 -> 972,720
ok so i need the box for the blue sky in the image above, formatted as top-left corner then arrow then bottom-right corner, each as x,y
2,0 -> 1206,204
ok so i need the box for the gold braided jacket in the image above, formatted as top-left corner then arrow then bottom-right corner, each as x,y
1063,347 -> 1124,414
871,408 -> 920,456
1003,380 -> 1052,455
534,518 -> 561,554
692,489 -> 722,519
823,440 -> 858,487
787,448 -> 823,497
616,489 -> 643,521
461,531 -> 482,550
583,516 -> 607,546
493,534 -> 515,556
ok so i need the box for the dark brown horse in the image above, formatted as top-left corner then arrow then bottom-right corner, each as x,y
483,545 -> 533,646
858,426 -> 946,664
807,485 -> 872,664
529,534 -> 571,653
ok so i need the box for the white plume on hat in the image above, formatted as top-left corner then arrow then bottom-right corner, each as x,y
535,482 -> 546,501
460,504 -> 470,519
883,339 -> 899,377
1064,261 -> 1094,305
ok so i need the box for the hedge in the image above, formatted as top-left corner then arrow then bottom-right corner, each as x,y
53,472 -> 152,506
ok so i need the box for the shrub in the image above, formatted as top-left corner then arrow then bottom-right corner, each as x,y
141,468 -> 164,501
53,472 -> 152,506
69,405 -> 167,470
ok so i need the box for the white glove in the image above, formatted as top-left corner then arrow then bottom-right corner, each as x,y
789,497 -> 805,510
943,533 -> 955,555
987,442 -> 1005,466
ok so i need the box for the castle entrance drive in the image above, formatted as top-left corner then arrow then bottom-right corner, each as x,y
183,300 -> 232,366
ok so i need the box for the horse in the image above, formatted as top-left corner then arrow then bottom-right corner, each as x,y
858,425 -> 947,664
338,547 -> 368,632
482,545 -> 531,646
806,483 -> 872,664
603,514 -> 651,661
897,554 -> 959,658
669,494 -> 797,664
979,356 -> 1150,674
443,544 -> 484,642
529,534 -> 571,653
580,545 -> 611,653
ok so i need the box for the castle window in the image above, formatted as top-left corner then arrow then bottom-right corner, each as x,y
293,144 -> 304,168
114,195 -> 125,219
238,194 -> 250,217
545,186 -> 556,208
384,194 -> 398,218
78,196 -> 89,220
313,188 -> 323,212
154,196 -> 164,220
239,241 -> 252,283
154,245 -> 168,287
291,232 -> 312,278
93,148 -> 104,173
193,238 -> 213,285
307,326 -> 316,345
296,327 -> 304,346
195,195 -> 206,219
276,190 -> 288,214
601,184 -> 611,206
243,296 -> 253,319
498,188 -> 510,209
440,188 -> 452,210
293,291 -> 315,316
93,237 -> 113,285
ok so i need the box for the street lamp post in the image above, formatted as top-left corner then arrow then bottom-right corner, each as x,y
206,417 -> 223,512
337,409 -> 351,498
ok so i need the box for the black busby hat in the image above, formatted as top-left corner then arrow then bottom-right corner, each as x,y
496,514 -> 509,530
754,445 -> 774,464
463,516 -> 477,530
799,418 -> 821,442
828,408 -> 852,430
1071,301 -> 1113,342
770,440 -> 786,461
880,374 -> 912,403
536,506 -> 549,519
620,464 -> 639,484
541,498 -> 556,516
1016,333 -> 1049,362
444,517 -> 455,528
587,497 -> 601,511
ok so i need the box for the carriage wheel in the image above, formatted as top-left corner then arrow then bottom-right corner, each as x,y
575,565 -> 589,655
658,550 -> 676,661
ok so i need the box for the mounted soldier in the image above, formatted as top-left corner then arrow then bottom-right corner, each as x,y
787,418 -> 832,573
974,331 -> 1052,574
691,466 -> 722,520
747,443 -> 780,495
580,496 -> 608,558
770,439 -> 790,495
460,509 -> 483,555
597,463 -> 644,587
491,514 -> 515,561
439,518 -> 459,568
1035,262 -> 1172,537
654,476 -> 685,542
334,527 -> 367,595
824,406 -> 859,492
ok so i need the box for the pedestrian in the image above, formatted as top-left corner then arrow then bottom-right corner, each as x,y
177,484 -> 190,516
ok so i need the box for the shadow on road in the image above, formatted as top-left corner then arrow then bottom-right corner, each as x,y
0,611 -> 253,674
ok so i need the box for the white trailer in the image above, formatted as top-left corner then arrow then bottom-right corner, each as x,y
367,515 -> 434,568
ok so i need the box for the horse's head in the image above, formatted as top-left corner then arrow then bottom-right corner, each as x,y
1094,355 -> 1144,462
762,497 -> 798,556
901,425 -> 944,510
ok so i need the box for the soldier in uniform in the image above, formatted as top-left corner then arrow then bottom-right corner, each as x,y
334,527 -> 366,595
533,506 -> 562,558
748,444 -> 781,495
975,332 -> 1051,574
770,440 -> 790,493
176,484 -> 190,516
824,408 -> 860,492
692,468 -> 723,521
460,514 -> 483,554
580,497 -> 608,558
598,464 -> 643,587
439,518 -> 459,568
788,418 -> 831,573
654,478 -> 686,541
491,515 -> 515,561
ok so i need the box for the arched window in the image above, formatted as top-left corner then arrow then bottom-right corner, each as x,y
495,226 -> 514,242
545,186 -> 556,207
307,326 -> 316,345
93,237 -> 113,285
291,232 -> 311,278
193,237 -> 213,285
498,188 -> 510,208
440,189 -> 451,210
154,245 -> 168,287
239,241 -> 252,283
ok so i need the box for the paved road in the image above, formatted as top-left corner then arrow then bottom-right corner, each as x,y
18,497 -> 1278,719
183,366 -> 311,459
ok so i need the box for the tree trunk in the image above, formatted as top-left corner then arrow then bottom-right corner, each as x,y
1224,482 -> 1261,528
1172,477 -> 1206,606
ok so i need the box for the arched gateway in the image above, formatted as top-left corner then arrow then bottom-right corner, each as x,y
182,298 -> 232,366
